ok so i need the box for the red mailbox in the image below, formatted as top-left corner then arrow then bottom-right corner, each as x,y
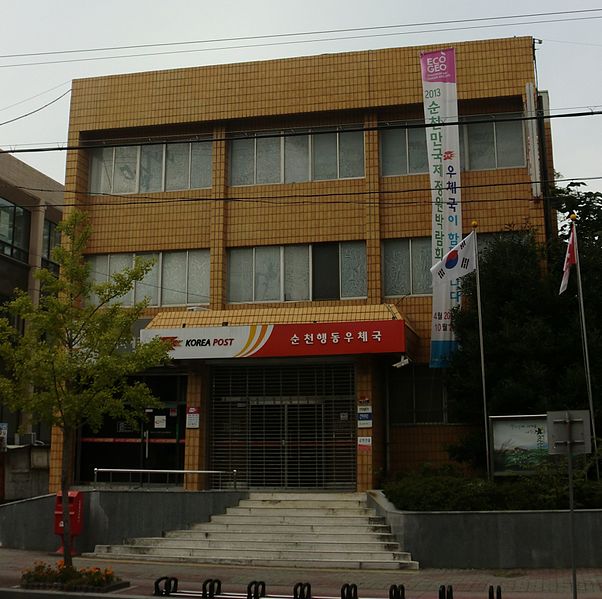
54,491 -> 84,555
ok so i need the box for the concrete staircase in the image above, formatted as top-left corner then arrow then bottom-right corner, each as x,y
88,492 -> 419,570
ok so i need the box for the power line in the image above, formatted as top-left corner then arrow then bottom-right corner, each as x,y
3,13 -> 602,69
2,9 -> 600,60
2,108 -> 602,155
0,81 -> 71,113
5,175 -> 600,210
0,90 -> 71,127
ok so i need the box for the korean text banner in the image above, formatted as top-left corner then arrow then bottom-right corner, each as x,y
420,48 -> 463,367
140,320 -> 406,359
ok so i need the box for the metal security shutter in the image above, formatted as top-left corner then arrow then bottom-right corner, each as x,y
211,363 -> 356,489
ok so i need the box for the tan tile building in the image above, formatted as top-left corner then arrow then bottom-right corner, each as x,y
56,36 -> 552,492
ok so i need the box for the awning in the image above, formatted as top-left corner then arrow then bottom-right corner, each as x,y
141,304 -> 417,360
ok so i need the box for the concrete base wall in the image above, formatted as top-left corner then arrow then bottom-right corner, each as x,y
368,490 -> 602,568
0,490 -> 247,553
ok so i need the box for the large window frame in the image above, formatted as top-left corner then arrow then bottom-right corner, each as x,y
87,249 -> 210,307
227,241 -> 367,303
0,197 -> 30,263
229,127 -> 365,186
380,113 -> 526,177
89,139 -> 213,195
382,237 -> 432,297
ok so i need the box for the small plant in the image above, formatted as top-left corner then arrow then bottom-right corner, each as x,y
21,560 -> 119,591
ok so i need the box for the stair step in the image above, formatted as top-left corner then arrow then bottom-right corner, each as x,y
226,507 -> 375,516
83,552 -> 419,570
126,538 -> 401,552
167,531 -> 395,543
210,515 -> 384,526
248,492 -> 367,501
94,544 -> 412,562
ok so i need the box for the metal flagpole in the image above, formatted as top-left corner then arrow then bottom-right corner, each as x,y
472,221 -> 491,480
571,216 -> 600,480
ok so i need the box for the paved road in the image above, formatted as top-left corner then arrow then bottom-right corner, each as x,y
0,548 -> 601,598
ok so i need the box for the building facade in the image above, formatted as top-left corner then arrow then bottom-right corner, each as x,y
0,153 -> 63,446
57,36 -> 552,492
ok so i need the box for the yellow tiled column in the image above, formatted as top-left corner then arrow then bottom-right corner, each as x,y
183,368 -> 208,490
48,426 -> 64,493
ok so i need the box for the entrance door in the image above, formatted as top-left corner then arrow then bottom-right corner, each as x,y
211,363 -> 356,489
141,403 -> 185,471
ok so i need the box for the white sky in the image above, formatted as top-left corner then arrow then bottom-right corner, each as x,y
2,1 -> 602,192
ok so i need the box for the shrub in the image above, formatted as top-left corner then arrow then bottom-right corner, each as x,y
21,561 -> 118,590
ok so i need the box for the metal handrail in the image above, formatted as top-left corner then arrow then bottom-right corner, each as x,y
93,467 -> 237,489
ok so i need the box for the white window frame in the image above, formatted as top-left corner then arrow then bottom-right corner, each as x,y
382,237 -> 433,298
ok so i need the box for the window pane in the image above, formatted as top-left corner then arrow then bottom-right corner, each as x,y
162,252 -> 187,305
339,129 -> 364,178
109,253 -> 133,304
408,125 -> 429,173
414,367 -> 445,422
284,245 -> 309,301
284,133 -> 309,183
191,141 -> 212,189
113,146 -> 138,194
340,241 -> 367,298
230,138 -> 254,186
467,121 -> 495,170
187,249 -> 210,304
165,143 -> 190,190
312,243 -> 339,300
13,207 -> 30,252
254,246 -> 281,301
380,128 -> 407,176
135,253 -> 159,305
495,118 -> 525,167
411,237 -> 432,294
256,133 -> 281,184
228,248 -> 253,302
312,131 -> 337,180
89,147 -> 114,194
139,144 -> 164,192
383,239 -> 410,296
0,199 -> 14,245
87,254 -> 109,305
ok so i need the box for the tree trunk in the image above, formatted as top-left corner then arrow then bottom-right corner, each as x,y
60,427 -> 75,568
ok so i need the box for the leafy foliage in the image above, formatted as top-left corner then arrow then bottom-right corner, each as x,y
383,464 -> 602,511
21,560 -> 118,590
0,210 -> 171,434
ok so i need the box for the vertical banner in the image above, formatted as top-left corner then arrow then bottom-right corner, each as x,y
420,48 -> 463,367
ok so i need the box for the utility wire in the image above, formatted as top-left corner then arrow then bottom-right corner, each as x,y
2,108 -> 602,154
2,9 -> 600,60
3,14 -> 602,69
4,175 -> 599,210
0,89 -> 71,127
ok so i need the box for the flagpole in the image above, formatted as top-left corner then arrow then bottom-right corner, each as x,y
571,216 -> 600,479
472,221 -> 491,480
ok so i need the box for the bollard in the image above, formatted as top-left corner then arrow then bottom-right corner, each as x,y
341,583 -> 358,599
438,585 -> 446,599
446,585 -> 453,599
154,576 -> 178,596
388,584 -> 405,599
202,578 -> 222,598
496,586 -> 502,599
293,582 -> 312,599
247,580 -> 267,599
488,586 -> 494,599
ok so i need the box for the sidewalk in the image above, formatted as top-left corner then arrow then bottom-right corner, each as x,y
0,548 -> 601,599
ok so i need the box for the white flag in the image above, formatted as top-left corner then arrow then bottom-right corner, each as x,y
430,231 -> 476,285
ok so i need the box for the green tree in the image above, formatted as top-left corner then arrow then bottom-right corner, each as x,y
0,210 -> 171,566
447,185 -> 601,469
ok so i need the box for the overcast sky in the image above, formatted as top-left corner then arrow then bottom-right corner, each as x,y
2,1 -> 602,193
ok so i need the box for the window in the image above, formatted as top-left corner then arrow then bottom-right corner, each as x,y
229,127 -> 365,185
462,115 -> 525,170
86,250 -> 210,306
89,139 -> 212,194
227,241 -> 367,303
380,121 -> 429,176
389,366 -> 448,424
380,113 -> 525,176
382,237 -> 432,296
42,220 -> 61,273
0,198 -> 30,263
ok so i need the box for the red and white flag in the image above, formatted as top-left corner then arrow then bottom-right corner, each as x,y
559,225 -> 576,294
